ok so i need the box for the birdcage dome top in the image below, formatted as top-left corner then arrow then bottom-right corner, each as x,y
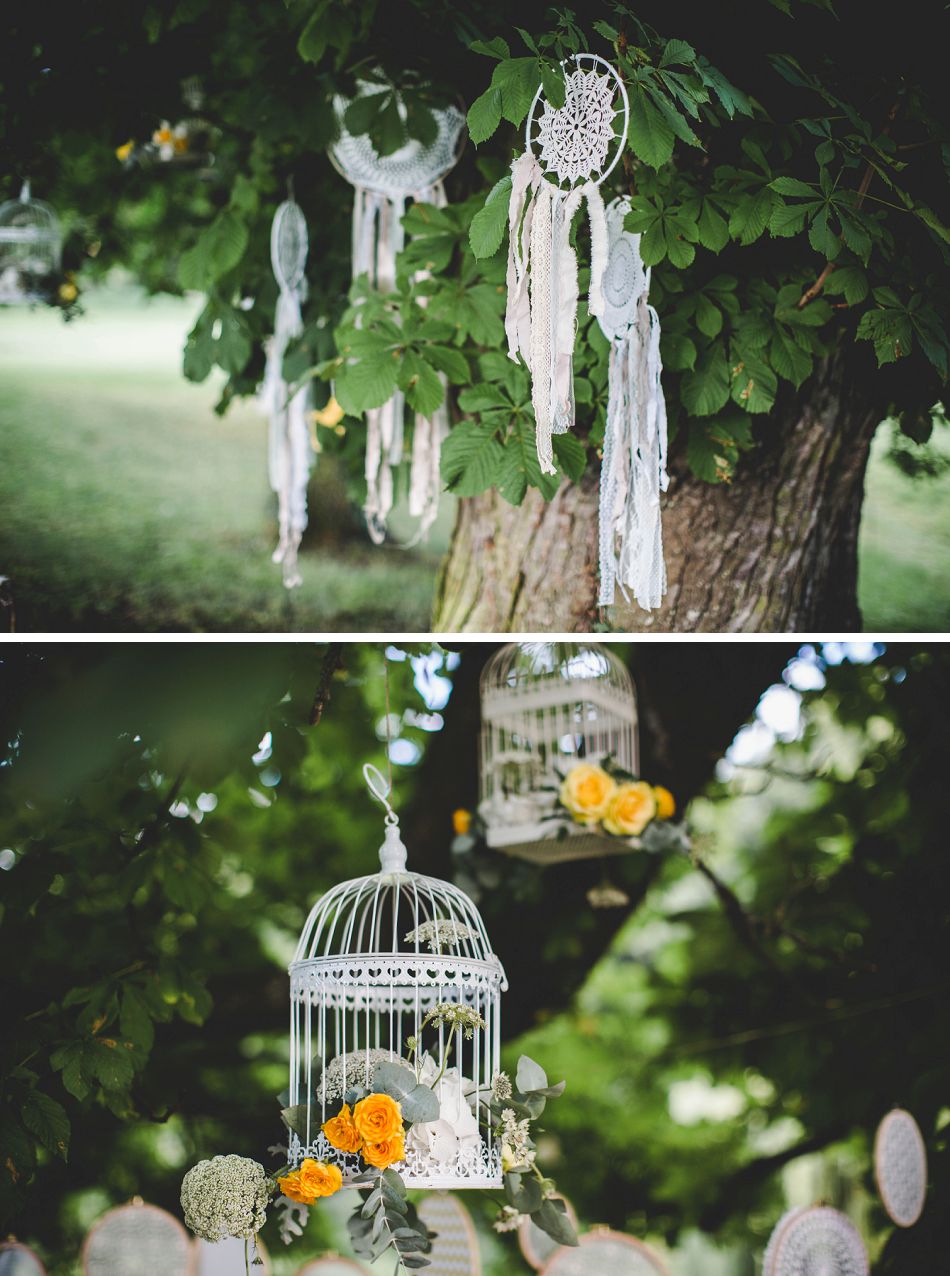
0,182 -> 60,244
481,641 -> 635,713
292,766 -> 505,983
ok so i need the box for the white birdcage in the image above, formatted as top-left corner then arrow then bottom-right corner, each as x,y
288,766 -> 506,1190
479,642 -> 639,862
0,182 -> 62,305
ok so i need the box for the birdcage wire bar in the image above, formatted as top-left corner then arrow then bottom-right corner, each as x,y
288,776 -> 506,1190
479,643 -> 639,859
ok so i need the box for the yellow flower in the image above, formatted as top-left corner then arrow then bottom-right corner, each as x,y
353,1093 -> 403,1144
154,125 -> 173,145
452,808 -> 472,836
559,763 -> 617,825
362,1133 -> 405,1169
603,781 -> 657,837
58,282 -> 78,303
323,1103 -> 362,1154
115,139 -> 135,162
277,1158 -> 342,1204
653,785 -> 676,820
313,396 -> 345,428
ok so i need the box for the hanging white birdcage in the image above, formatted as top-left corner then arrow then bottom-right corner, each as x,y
287,765 -> 506,1190
479,642 -> 639,862
0,182 -> 62,305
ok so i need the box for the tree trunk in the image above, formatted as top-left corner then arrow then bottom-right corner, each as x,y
433,348 -> 881,632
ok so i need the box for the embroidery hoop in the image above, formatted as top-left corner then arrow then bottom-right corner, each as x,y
598,195 -> 649,342
525,53 -> 630,190
874,1108 -> 927,1228
764,1206 -> 868,1276
271,198 -> 308,294
539,1229 -> 669,1276
329,89 -> 466,199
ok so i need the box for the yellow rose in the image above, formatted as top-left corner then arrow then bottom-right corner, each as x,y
559,763 -> 617,825
603,781 -> 657,836
313,396 -> 345,428
452,808 -> 472,836
115,139 -> 134,162
58,282 -> 78,303
362,1133 -> 405,1170
323,1103 -> 362,1154
154,126 -> 173,145
353,1093 -> 403,1144
277,1158 -> 342,1203
653,785 -> 676,820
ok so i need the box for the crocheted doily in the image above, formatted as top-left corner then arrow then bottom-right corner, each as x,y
270,200 -> 308,293
330,87 -> 464,198
527,54 -> 628,189
874,1108 -> 927,1227
764,1206 -> 868,1276
598,195 -> 650,342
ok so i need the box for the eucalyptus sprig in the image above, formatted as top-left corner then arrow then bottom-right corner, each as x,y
347,1167 -> 433,1272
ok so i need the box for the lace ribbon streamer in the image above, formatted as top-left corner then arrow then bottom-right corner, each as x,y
505,155 -> 608,474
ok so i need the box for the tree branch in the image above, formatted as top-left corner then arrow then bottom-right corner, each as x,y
309,643 -> 345,726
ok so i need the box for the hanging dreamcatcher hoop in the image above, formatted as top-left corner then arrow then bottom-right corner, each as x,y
330,84 -> 465,545
261,195 -> 314,589
596,195 -> 668,613
505,56 -> 629,477
874,1108 -> 927,1227
763,1207 -> 868,1276
524,54 -> 629,190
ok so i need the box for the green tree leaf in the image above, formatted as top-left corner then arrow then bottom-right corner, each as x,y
22,1091 -> 70,1161
441,419 -> 506,496
470,176 -> 512,259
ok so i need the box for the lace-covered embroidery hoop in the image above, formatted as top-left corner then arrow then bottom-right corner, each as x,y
525,54 -> 629,190
271,199 -> 308,293
417,1193 -> 482,1274
81,1201 -> 194,1275
539,1230 -> 668,1276
874,1108 -> 927,1227
763,1206 -> 868,1276
0,1241 -> 47,1274
598,196 -> 649,342
329,90 -> 465,199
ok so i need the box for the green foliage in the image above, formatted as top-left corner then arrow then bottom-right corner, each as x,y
348,1168 -> 433,1270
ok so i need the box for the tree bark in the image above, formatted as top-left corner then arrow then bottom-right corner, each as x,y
432,348 -> 881,632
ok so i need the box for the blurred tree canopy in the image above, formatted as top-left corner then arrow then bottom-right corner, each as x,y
1,641 -> 948,1271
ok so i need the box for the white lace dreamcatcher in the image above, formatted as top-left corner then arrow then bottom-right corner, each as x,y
330,88 -> 465,543
506,54 -> 628,475
260,198 -> 314,588
596,196 -> 668,611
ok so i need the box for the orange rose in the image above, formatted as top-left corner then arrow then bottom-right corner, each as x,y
323,1103 -> 362,1154
353,1093 -> 403,1143
603,781 -> 657,836
452,808 -> 472,836
362,1133 -> 405,1169
277,1158 -> 342,1204
653,785 -> 676,820
559,763 -> 617,825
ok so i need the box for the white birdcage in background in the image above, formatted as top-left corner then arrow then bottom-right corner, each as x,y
288,765 -> 506,1189
0,182 -> 62,305
479,642 -> 639,862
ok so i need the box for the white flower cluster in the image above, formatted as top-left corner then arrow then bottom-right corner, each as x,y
426,1002 -> 486,1040
492,1071 -> 513,1101
320,1048 -> 396,1102
404,919 -> 477,951
493,1205 -> 526,1233
181,1155 -> 270,1242
500,1108 -> 532,1169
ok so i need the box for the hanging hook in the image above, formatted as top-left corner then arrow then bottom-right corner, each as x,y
364,762 -> 407,871
363,762 -> 398,827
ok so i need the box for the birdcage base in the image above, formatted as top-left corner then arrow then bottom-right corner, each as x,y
291,1133 -> 502,1190
485,821 -> 639,864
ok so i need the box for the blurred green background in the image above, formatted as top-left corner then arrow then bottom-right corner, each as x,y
1,286 -> 948,633
1,640 -> 947,1273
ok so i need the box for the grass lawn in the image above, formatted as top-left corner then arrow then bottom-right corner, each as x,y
0,282 -> 946,633
0,283 -> 448,632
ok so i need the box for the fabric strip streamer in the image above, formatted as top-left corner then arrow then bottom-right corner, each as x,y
596,196 -> 668,612
330,85 -> 463,543
260,197 -> 314,589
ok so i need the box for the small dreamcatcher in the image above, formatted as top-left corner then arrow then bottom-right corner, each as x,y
874,1108 -> 927,1228
505,54 -> 628,475
260,196 -> 314,588
330,85 -> 465,543
596,195 -> 668,611
762,1207 -> 868,1276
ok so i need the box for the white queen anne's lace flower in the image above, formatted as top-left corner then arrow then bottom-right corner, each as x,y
181,1154 -> 270,1241
536,68 -> 617,185
319,1048 -> 397,1102
404,919 -> 477,951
